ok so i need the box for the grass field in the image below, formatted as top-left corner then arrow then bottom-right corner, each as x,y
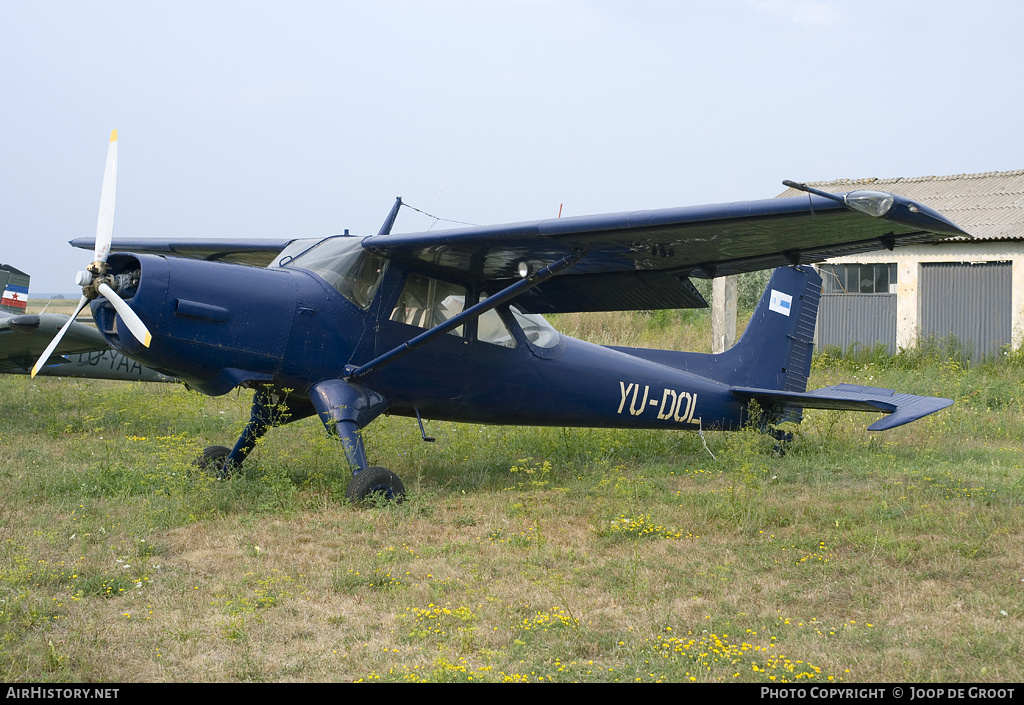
1,301 -> 1022,683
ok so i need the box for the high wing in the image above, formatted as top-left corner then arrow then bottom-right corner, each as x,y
69,189 -> 968,315
69,237 -> 298,268
362,190 -> 968,313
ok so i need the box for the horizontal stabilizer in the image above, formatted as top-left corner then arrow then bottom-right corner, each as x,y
730,383 -> 953,431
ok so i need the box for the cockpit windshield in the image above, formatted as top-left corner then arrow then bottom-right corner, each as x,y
279,236 -> 385,309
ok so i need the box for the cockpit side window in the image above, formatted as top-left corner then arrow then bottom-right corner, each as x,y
390,274 -> 467,337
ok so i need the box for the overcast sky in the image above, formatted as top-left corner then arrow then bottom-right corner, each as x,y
3,0 -> 1022,294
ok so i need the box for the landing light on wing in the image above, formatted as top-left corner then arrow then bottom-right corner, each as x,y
844,191 -> 895,218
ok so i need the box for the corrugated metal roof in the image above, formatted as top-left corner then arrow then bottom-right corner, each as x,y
777,169 -> 1024,241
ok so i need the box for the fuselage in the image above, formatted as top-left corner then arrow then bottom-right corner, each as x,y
92,241 -> 751,432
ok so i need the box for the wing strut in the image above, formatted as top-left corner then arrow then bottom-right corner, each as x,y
377,196 -> 403,236
344,249 -> 584,380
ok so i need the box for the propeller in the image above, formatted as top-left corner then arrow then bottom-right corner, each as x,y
30,130 -> 152,378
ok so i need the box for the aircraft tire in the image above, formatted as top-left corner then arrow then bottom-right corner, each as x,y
346,466 -> 405,504
194,445 -> 233,479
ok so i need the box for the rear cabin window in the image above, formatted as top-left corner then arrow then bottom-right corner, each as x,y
476,296 -> 516,348
475,295 -> 559,349
510,305 -> 560,348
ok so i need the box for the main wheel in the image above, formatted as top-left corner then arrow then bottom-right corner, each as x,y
194,445 -> 233,479
345,466 -> 405,503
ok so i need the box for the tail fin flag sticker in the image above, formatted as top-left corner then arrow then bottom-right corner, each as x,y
769,289 -> 793,316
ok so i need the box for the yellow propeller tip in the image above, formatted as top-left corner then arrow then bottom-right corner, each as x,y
110,129 -> 117,142
143,332 -> 152,348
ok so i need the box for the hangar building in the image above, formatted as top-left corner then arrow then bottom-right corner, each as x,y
777,170 -> 1024,358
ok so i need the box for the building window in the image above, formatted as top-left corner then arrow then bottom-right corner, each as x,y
819,263 -> 897,294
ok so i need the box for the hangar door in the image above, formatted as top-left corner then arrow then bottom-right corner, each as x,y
920,261 -> 1011,359
817,263 -> 897,354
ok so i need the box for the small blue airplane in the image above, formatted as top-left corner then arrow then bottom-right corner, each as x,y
35,132 -> 968,501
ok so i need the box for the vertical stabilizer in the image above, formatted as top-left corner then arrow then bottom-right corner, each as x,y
718,265 -> 820,391
0,265 -> 29,313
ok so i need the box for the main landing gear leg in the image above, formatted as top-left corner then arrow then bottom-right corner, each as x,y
195,386 -> 312,478
308,379 -> 404,502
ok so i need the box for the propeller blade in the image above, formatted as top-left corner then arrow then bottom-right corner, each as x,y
30,296 -> 90,377
97,282 -> 151,347
94,130 -> 118,264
